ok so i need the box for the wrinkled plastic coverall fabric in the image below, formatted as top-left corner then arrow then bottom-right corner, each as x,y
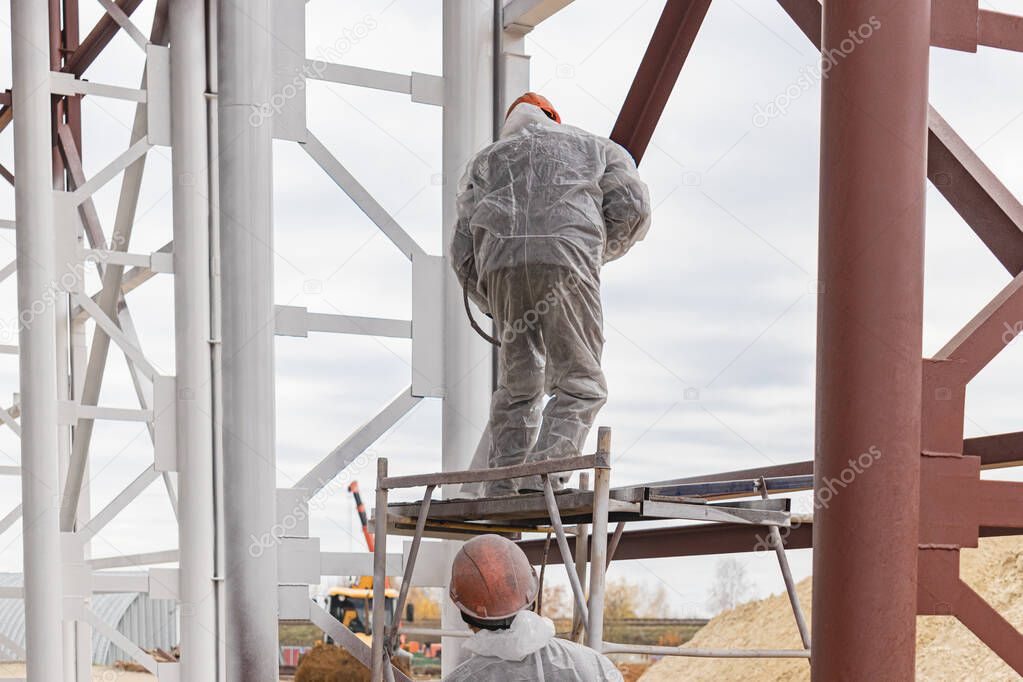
451,104 -> 651,496
443,610 -> 624,681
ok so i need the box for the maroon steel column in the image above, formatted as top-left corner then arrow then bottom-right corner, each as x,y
813,0 -> 930,679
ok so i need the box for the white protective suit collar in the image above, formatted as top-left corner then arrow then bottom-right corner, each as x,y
500,103 -> 559,139
462,610 -> 555,661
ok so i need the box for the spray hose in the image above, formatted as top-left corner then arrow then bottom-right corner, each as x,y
463,271 -> 502,347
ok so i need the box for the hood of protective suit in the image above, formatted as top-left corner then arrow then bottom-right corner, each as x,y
462,610 -> 554,661
446,610 -> 624,681
500,103 -> 558,139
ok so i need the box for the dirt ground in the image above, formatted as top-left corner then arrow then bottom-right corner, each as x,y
0,664 -> 157,681
0,663 -> 306,681
640,536 -> 1023,681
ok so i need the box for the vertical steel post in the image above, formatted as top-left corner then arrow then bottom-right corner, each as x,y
441,0 -> 494,674
217,0 -> 279,679
587,428 -> 611,650
758,478 -> 810,651
50,0 -> 81,678
572,472 -> 590,641
11,0 -> 64,677
813,0 -> 930,678
371,458 -> 389,682
170,1 -> 219,679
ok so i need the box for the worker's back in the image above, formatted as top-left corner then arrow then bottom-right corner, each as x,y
443,610 -> 623,682
457,103 -> 646,281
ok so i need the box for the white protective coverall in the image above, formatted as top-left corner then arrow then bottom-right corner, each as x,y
451,103 -> 651,495
444,610 -> 623,681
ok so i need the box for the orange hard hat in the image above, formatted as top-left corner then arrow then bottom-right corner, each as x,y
449,534 -> 539,621
506,92 -> 561,124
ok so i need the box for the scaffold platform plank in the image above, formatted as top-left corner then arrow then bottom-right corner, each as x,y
383,475 -> 800,537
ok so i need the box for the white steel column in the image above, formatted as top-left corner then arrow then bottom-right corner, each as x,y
217,1 -> 279,679
11,0 -> 64,678
441,1 -> 494,674
170,1 -> 219,679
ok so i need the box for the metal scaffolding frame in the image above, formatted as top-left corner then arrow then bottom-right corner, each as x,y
2,0 -> 1023,680
369,427 -> 812,681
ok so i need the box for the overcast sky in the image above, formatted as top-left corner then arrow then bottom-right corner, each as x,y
1,0 -> 1022,619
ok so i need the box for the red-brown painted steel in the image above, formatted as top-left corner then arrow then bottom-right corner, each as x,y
930,0 -> 980,52
0,0 -> 140,136
610,0 -> 712,164
918,548 -> 1023,670
782,0 -> 1023,277
519,522 -> 814,563
813,0 -> 931,679
63,0 -> 145,77
928,109 -> 1023,275
963,431 -> 1023,466
978,10 -> 1023,51
518,520 -> 1023,563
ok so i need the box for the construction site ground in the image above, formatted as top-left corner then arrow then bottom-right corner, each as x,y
640,536 -> 1023,681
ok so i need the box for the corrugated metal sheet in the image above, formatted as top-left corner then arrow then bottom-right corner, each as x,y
0,573 -> 178,665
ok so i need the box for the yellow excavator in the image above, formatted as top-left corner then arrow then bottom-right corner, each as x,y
295,482 -> 414,681
324,481 -> 407,645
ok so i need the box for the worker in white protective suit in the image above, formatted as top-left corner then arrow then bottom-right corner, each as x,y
444,534 -> 623,682
451,92 -> 651,496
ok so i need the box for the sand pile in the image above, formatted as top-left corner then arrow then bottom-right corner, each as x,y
293,642 -> 412,682
641,536 -> 1023,681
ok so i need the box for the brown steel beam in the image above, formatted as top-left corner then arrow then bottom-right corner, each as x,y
931,0 -> 980,52
928,109 -> 1023,275
519,521 -> 1022,562
979,10 -> 1023,52
649,431 -> 1023,486
934,271 -> 1023,379
780,0 -> 1023,275
813,0 -> 930,678
610,0 -> 712,164
647,461 -> 814,486
930,4 -> 1023,53
63,0 -> 145,77
0,0 -> 146,137
965,431 -> 1023,467
520,522 -> 814,563
65,0 -> 83,154
776,0 -> 821,45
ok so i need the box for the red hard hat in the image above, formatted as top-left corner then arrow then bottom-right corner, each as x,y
449,535 -> 539,621
506,92 -> 561,124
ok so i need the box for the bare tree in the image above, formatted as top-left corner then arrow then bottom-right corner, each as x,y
707,558 -> 754,614
604,577 -> 677,619
539,583 -> 572,619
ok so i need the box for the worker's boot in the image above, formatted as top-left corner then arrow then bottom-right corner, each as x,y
516,473 -> 569,495
483,478 -> 519,498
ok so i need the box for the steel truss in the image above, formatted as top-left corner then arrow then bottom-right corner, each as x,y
4,0 -> 1023,681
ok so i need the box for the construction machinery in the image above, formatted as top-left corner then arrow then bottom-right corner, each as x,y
324,482 -> 407,644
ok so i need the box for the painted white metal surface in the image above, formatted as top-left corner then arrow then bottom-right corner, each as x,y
440,0 -> 497,673
503,0 -> 576,31
11,0 -> 64,676
271,0 -> 308,142
170,1 -> 220,679
217,0 -> 281,678
3,2 -> 518,677
412,254 -> 446,398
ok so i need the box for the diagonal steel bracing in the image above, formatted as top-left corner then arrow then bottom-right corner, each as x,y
61,0 -> 171,531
